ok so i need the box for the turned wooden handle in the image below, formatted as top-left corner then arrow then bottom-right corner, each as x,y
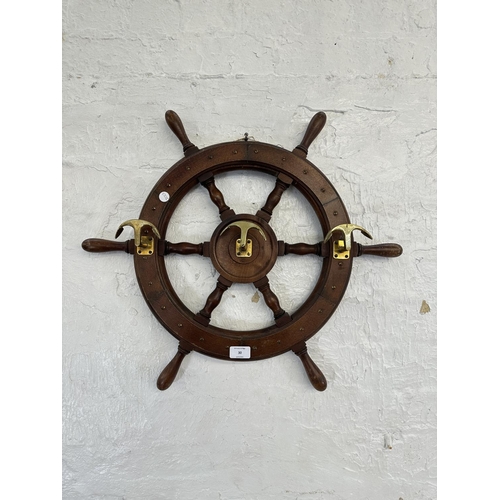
199,175 -> 233,218
82,238 -> 133,253
293,343 -> 327,391
157,345 -> 191,391
165,110 -> 198,154
197,278 -> 231,322
165,242 -> 204,255
356,243 -> 403,258
294,111 -> 327,156
284,242 -> 322,256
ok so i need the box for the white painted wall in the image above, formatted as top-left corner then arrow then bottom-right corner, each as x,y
62,1 -> 436,499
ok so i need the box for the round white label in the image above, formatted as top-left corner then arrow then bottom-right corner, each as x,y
159,191 -> 170,202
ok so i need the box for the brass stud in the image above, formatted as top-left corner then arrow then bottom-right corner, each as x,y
300,327 -> 304,331
303,169 -> 308,174
161,306 -> 166,310
208,155 -> 213,159
333,211 -> 338,216
254,149 -> 259,153
233,150 -> 238,154
200,337 -> 204,341
282,157 -> 286,161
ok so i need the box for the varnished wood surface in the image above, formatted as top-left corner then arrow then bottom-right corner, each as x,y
354,243 -> 403,258
165,110 -> 198,155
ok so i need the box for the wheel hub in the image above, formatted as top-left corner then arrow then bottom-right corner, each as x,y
210,213 -> 278,284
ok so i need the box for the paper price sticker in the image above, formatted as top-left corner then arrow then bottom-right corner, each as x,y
229,346 -> 251,359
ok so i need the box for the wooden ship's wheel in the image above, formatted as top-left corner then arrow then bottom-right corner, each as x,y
82,110 -> 402,391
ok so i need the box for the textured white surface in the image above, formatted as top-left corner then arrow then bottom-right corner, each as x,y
62,1 -> 436,499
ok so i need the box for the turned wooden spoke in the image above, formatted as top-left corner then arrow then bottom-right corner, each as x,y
164,241 -> 210,256
253,276 -> 291,326
293,112 -> 327,158
82,238 -> 135,254
353,242 -> 403,258
256,173 -> 293,222
195,276 -> 233,326
277,241 -> 328,257
292,341 -> 327,392
198,172 -> 235,220
157,343 -> 192,391
165,110 -> 199,156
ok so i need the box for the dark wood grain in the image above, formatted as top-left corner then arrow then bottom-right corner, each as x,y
293,112 -> 327,157
82,238 -> 134,254
196,277 -> 232,325
256,173 -> 293,221
280,242 -> 323,256
157,344 -> 192,390
254,276 -> 291,326
354,243 -> 403,258
293,342 -> 327,391
165,110 -> 199,155
199,175 -> 234,220
164,242 -> 205,255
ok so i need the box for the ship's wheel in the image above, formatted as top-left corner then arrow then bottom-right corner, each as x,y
82,110 -> 402,391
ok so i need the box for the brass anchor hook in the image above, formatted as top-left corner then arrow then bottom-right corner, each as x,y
220,221 -> 267,258
115,219 -> 161,255
324,224 -> 373,259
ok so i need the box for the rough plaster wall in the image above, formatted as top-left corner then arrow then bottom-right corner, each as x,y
62,1 -> 436,499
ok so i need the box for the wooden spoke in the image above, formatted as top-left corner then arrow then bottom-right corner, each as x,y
353,242 -> 403,258
164,241 -> 210,256
165,110 -> 199,156
292,112 -> 327,158
256,173 -> 293,222
253,276 -> 291,327
292,341 -> 327,391
198,172 -> 235,220
157,343 -> 192,391
195,276 -> 233,326
277,241 -> 328,257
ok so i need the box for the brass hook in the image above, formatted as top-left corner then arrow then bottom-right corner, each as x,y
323,224 -> 373,259
115,219 -> 161,255
220,220 -> 267,257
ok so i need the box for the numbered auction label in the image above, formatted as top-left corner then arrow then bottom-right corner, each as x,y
229,346 -> 251,359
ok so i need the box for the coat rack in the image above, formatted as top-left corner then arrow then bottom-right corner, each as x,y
82,110 -> 402,391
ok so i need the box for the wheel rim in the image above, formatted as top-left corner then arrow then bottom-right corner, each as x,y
134,140 -> 352,360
